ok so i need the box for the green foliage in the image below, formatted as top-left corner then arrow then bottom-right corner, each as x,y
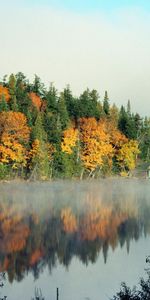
46,83 -> 58,113
8,74 -> 19,111
139,117 -> 150,161
31,74 -> 46,97
0,163 -> 10,179
77,89 -> 101,119
112,260 -> 150,300
0,95 -> 8,112
57,92 -> 70,130
44,112 -> 61,145
32,113 -> 47,142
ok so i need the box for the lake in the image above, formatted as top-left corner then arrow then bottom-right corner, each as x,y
0,178 -> 150,300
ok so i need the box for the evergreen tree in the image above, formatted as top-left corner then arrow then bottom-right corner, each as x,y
58,92 -> 70,130
103,91 -> 110,115
63,85 -> 76,119
139,117 -> 150,161
15,73 -> 32,117
127,99 -> 131,116
32,113 -> 47,142
46,83 -> 58,113
77,89 -> 100,118
44,112 -> 61,145
89,89 -> 101,119
32,74 -> 45,97
30,113 -> 51,179
0,95 -> 8,112
8,74 -> 18,111
118,105 -> 129,136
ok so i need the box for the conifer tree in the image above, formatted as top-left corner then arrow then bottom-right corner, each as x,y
0,95 -> 8,112
103,91 -> 110,115
30,113 -> 51,179
46,83 -> 58,113
58,92 -> 70,130
118,105 -> 128,136
32,74 -> 45,97
8,74 -> 18,111
63,85 -> 76,119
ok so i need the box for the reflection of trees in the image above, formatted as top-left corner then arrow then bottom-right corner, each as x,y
0,195 -> 150,283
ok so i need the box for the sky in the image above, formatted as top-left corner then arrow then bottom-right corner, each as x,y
1,0 -> 150,116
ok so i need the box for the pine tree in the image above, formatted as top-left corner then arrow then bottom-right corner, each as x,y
29,113 -> 51,179
103,91 -> 110,115
32,74 -> 45,97
46,83 -> 58,113
8,74 -> 18,111
58,92 -> 70,130
118,105 -> 128,136
32,113 -> 47,142
63,85 -> 76,119
0,95 -> 8,112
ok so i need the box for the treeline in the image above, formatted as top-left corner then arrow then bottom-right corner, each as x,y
0,72 -> 149,180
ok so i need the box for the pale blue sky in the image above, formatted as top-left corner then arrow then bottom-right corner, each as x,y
26,0 -> 150,12
1,0 -> 150,115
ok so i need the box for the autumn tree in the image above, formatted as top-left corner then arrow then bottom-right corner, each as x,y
61,127 -> 78,155
79,118 -> 113,177
116,140 -> 140,175
0,112 -> 30,171
29,92 -> 42,111
0,85 -> 10,102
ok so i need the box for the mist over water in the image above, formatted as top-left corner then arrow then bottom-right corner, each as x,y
0,178 -> 150,300
0,177 -> 149,210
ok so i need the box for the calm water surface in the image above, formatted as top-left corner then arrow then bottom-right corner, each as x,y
0,178 -> 150,300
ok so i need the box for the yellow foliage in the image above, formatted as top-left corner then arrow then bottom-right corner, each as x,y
61,128 -> 78,154
80,118 -> 113,171
0,112 -> 30,169
116,140 -> 140,172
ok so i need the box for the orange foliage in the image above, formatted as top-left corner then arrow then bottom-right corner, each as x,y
0,111 -> 30,142
61,127 -> 78,154
0,204 -> 30,254
105,119 -> 127,148
79,198 -> 127,242
0,112 -> 30,167
29,92 -> 42,111
2,224 -> 29,253
30,249 -> 43,266
0,257 -> 9,272
61,207 -> 77,233
0,85 -> 10,102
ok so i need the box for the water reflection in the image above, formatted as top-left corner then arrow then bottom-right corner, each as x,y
0,179 -> 150,284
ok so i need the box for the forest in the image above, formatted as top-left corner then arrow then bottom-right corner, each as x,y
0,72 -> 150,180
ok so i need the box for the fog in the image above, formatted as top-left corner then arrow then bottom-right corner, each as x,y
0,178 -> 149,214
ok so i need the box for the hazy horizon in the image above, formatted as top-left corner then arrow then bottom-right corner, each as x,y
1,0 -> 150,116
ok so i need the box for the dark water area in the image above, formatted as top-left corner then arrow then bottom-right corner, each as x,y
0,178 -> 150,300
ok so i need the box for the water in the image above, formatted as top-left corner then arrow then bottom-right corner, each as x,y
0,178 -> 150,300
